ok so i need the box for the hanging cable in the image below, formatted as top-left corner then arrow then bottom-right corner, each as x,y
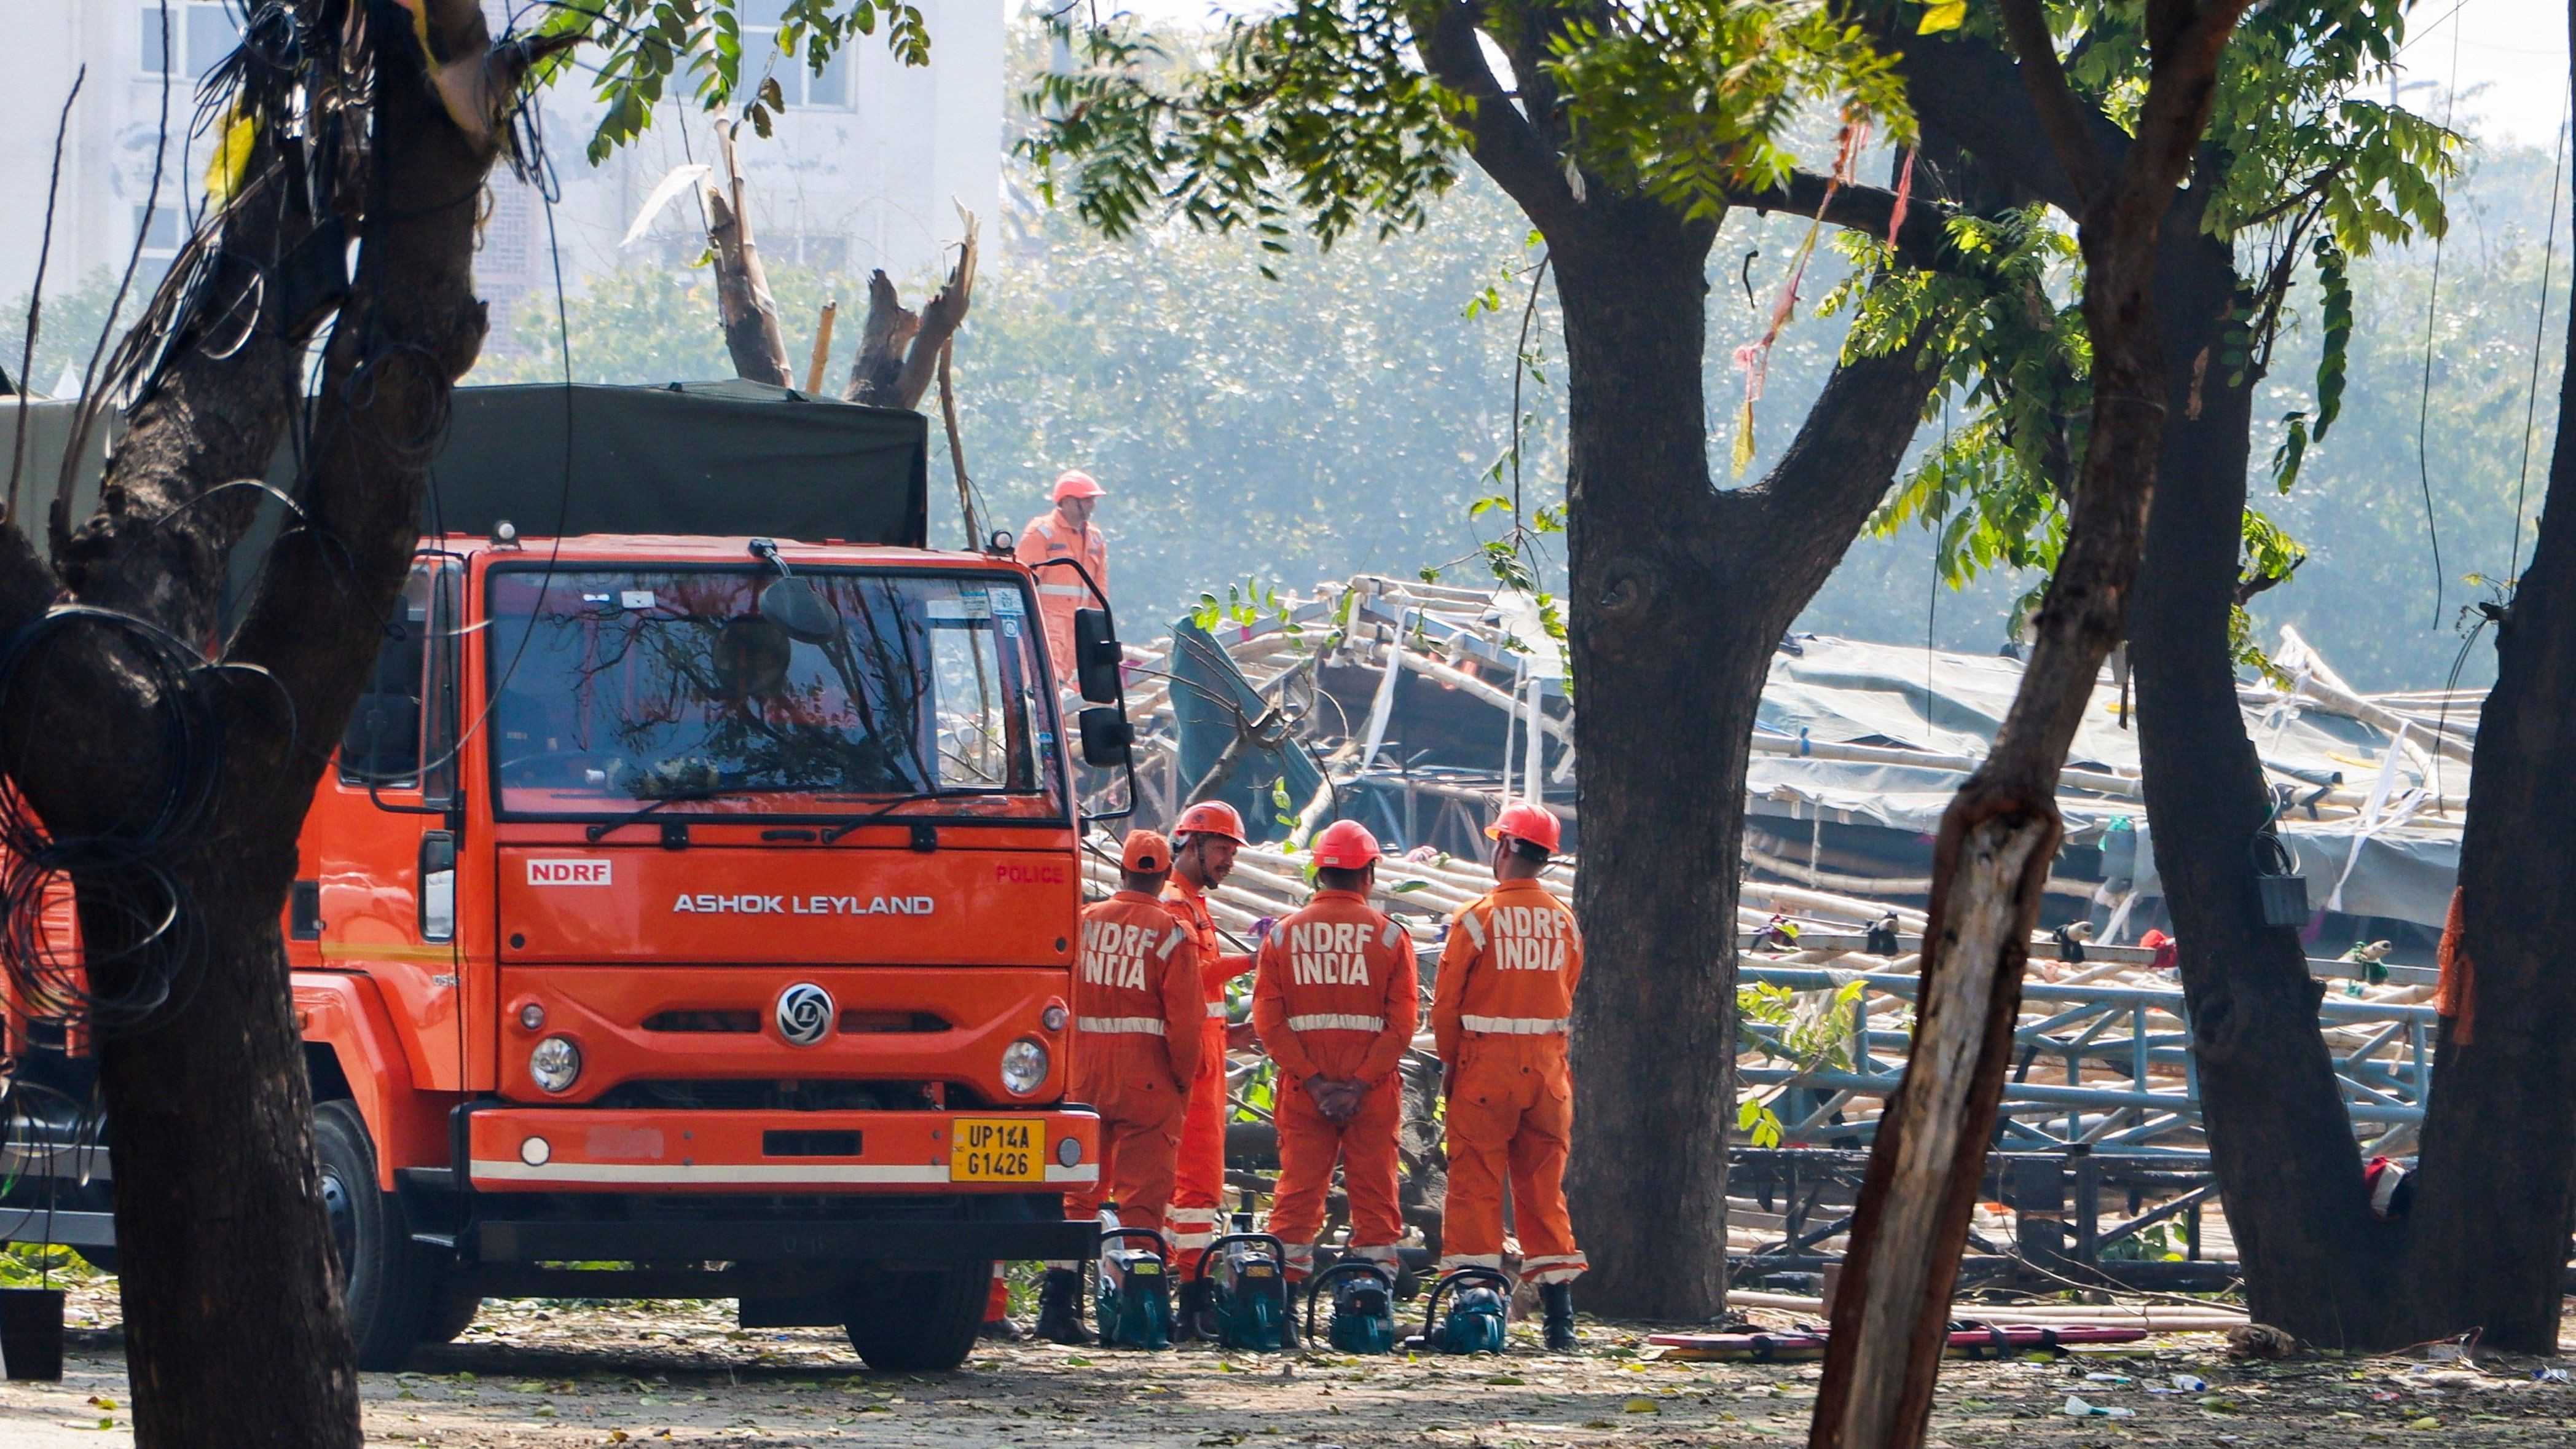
2411,16 -> 2466,629
2510,90 -> 2570,592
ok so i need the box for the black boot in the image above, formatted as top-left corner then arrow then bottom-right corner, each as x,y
1035,1268 -> 1094,1346
1539,1283 -> 1577,1351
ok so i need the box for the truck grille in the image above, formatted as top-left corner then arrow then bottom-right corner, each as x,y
591,1079 -> 938,1112
637,1011 -> 950,1034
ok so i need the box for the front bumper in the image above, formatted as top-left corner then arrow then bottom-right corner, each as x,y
465,1105 -> 1099,1193
457,1191 -> 1097,1265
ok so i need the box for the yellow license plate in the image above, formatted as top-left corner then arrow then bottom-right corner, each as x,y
949,1118 -> 1046,1183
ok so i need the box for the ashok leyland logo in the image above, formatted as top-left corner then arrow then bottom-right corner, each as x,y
776,983 -> 834,1047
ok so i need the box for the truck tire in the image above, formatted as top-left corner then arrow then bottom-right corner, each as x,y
315,1100 -> 439,1370
418,1284 -> 484,1346
843,1262 -> 989,1372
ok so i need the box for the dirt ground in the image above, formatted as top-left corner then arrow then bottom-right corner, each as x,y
8,1282 -> 2576,1447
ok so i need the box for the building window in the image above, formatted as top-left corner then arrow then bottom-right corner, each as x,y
139,2 -> 243,79
744,0 -> 853,111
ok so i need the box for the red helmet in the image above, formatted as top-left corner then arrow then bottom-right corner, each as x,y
1485,800 -> 1561,855
1171,800 -> 1249,845
1051,469 -> 1105,501
1310,820 -> 1381,871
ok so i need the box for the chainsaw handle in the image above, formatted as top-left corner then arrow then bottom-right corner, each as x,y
1098,1226 -> 1171,1260
1188,1231 -> 1289,1291
1302,1259 -> 1398,1340
1418,1265 -> 1514,1339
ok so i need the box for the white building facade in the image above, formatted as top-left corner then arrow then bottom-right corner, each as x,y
1,1 -> 1004,381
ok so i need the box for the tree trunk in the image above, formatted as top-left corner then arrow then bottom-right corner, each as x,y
2397,18 -> 2576,1335
708,120 -> 793,386
1556,203 -> 1934,1320
0,4 -> 529,1441
1812,3 -> 2249,1442
2128,226 -> 2405,1345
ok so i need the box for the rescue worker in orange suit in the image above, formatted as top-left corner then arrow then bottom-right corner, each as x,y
1431,800 -> 1585,1351
1251,820 -> 1418,1311
1160,799 -> 1258,1341
1035,830 -> 1204,1344
1013,469 -> 1110,683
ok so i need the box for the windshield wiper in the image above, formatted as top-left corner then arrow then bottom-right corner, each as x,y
584,789 -> 740,842
819,791 -> 947,844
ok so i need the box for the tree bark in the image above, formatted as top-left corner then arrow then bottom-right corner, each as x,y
1550,203 -> 1934,1319
2396,17 -> 2576,1341
845,211 -> 978,410
2128,226 -> 2406,1346
0,3 -> 535,1441
1812,2 -> 2251,1443
1895,26 -> 2408,1349
708,119 -> 793,387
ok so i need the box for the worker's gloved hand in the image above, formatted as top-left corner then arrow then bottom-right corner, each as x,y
1226,1021 -> 1260,1051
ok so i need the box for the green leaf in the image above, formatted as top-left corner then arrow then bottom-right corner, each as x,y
1917,0 -> 1967,33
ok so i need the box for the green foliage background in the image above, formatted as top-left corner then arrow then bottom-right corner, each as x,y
5,53 -> 2558,696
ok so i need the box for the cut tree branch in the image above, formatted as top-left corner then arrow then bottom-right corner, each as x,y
707,117 -> 793,387
846,207 -> 979,410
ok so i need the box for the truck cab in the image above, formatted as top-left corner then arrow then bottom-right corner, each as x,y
1,383 -> 1115,1372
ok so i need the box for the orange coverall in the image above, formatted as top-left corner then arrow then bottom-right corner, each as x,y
1013,507 -> 1109,683
1161,875 -> 1255,1276
1251,890 -> 1420,1279
1431,878 -> 1587,1286
1060,890 -> 1205,1238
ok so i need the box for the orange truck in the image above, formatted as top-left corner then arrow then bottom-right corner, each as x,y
0,382 -> 1136,1371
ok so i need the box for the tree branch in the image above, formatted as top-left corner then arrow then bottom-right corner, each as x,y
1724,173 -> 1957,272
1737,328 -> 1938,616
1893,33 -> 2127,219
1995,0 -> 2114,206
1413,0 -> 1582,235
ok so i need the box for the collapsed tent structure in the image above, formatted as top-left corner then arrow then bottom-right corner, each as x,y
1111,573 -> 2466,951
1105,573 -> 2465,1286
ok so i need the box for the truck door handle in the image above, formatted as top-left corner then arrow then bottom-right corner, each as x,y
419,830 -> 457,942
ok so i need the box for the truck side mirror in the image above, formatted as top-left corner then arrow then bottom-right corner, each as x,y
419,830 -> 457,942
1072,608 -> 1121,704
1077,706 -> 1134,769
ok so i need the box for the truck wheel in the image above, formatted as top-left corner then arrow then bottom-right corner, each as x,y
315,1100 -> 438,1370
418,1283 -> 484,1346
843,1263 -> 989,1372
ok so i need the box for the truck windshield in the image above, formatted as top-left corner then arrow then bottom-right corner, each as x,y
485,567 -> 1061,820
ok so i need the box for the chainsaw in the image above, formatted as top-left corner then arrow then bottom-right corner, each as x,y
1094,1226 -> 1174,1349
1303,1258 -> 1399,1355
1404,1266 -> 1512,1354
1191,1229 -> 1293,1351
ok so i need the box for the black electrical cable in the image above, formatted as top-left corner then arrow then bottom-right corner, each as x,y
2410,19 -> 2465,631
2509,95 -> 2569,592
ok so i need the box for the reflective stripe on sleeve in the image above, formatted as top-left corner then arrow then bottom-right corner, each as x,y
1206,1001 -> 1229,1018
1157,926 -> 1189,959
1459,1014 -> 1569,1035
1077,1016 -> 1166,1035
1380,920 -> 1404,949
1459,910 -> 1488,951
1286,1013 -> 1387,1032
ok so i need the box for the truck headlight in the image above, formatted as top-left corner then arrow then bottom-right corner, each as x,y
1000,1038 -> 1050,1096
529,1035 -> 583,1094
